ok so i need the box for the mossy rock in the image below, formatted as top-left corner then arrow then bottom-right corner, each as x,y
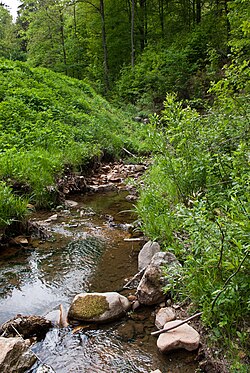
68,294 -> 109,320
68,292 -> 131,323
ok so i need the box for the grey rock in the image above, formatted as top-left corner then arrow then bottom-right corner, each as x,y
0,337 -> 36,373
138,241 -> 161,271
65,200 -> 78,208
136,252 -> 181,305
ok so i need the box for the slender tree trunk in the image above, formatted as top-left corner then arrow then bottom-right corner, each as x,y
224,0 -> 230,41
100,0 -> 109,91
131,0 -> 135,67
59,10 -> 68,75
159,0 -> 164,36
196,0 -> 201,24
73,4 -> 77,36
139,0 -> 147,51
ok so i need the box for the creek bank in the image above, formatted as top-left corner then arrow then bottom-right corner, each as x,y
0,163 -> 204,372
0,161 -> 147,249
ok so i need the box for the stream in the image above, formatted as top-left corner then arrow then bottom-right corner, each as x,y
0,190 -> 198,372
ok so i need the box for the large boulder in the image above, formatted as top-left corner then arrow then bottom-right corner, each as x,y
136,252 -> 181,305
68,292 -> 131,323
157,320 -> 200,352
138,241 -> 161,271
0,337 -> 36,373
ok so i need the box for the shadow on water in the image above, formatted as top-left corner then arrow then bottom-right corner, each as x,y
0,190 -> 198,372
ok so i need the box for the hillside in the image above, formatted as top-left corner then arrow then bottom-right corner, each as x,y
0,58 -> 146,230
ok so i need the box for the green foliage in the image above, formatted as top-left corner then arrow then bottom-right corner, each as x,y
0,58 -> 147,224
0,4 -> 24,61
0,182 -> 28,229
114,45 -> 192,108
137,89 -> 250,366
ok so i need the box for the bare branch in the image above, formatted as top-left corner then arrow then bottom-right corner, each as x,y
151,312 -> 203,336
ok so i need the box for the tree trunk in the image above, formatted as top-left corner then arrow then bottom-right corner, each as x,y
131,0 -> 135,67
158,0 -> 164,36
100,0 -> 109,92
139,0 -> 147,51
59,10 -> 68,75
196,0 -> 201,24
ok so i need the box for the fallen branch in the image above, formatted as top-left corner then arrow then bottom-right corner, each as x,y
116,266 -> 146,292
151,312 -> 203,336
122,147 -> 136,157
123,266 -> 146,289
124,237 -> 144,241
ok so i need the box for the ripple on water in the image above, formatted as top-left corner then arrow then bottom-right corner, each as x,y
29,327 -> 159,373
0,237 -> 105,323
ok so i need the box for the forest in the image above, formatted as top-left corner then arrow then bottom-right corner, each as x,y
0,0 -> 249,371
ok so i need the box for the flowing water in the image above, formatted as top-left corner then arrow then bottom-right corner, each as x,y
0,190 -> 198,372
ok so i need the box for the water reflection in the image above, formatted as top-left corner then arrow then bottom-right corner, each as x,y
0,191 -> 198,372
0,237 -> 104,323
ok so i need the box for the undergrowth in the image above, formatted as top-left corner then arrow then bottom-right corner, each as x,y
0,58 -> 148,231
137,84 -> 249,369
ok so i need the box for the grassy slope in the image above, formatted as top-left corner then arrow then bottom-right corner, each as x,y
0,58 -> 147,229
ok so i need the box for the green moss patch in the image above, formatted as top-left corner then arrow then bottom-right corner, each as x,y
70,294 -> 110,320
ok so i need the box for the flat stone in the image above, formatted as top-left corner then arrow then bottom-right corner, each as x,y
12,236 -> 29,245
155,307 -> 176,329
44,214 -> 58,222
157,320 -> 200,352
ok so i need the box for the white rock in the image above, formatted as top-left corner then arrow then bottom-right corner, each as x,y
157,320 -> 200,352
45,214 -> 58,222
155,307 -> 176,329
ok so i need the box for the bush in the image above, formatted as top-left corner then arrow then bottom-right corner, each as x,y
137,91 -> 250,365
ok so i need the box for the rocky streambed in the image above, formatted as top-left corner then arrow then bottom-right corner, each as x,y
0,162 -> 201,373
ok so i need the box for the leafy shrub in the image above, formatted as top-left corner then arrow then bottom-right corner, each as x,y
137,90 -> 250,364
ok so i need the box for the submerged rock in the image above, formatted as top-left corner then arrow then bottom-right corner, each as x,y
157,320 -> 200,352
136,252 -> 181,305
138,240 -> 161,271
0,336 -> 36,373
68,292 -> 131,323
155,307 -> 176,329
